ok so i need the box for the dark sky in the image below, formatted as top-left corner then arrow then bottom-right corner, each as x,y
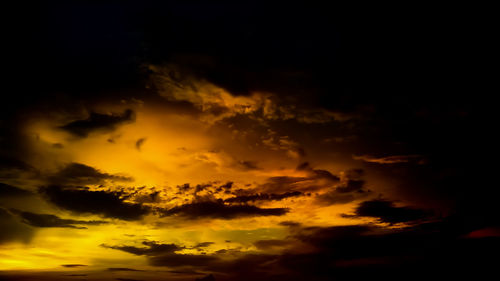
0,2 -> 496,281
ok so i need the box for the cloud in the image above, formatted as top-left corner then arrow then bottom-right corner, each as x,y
40,186 -> 150,221
0,182 -> 33,197
102,241 -> 182,256
59,109 -> 135,137
103,218 -> 500,280
104,239 -> 278,278
236,160 -> 260,170
349,199 -> 431,224
135,138 -> 147,151
49,162 -> 133,185
195,275 -> 215,281
224,191 -> 302,204
149,253 -> 219,267
0,155 -> 36,180
0,207 -> 34,244
335,180 -> 364,193
104,240 -> 219,268
160,200 -> 289,220
61,264 -> 87,268
9,209 -> 107,229
279,221 -> 302,228
192,242 -> 215,249
257,167 -> 339,195
352,154 -> 425,164
107,268 -> 143,271
148,64 -> 353,125
253,239 -> 293,250
315,172 -> 371,206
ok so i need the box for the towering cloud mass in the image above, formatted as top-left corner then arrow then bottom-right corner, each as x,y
0,2 -> 493,281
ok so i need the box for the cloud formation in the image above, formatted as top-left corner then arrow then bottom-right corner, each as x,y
347,199 -> 431,224
10,209 -> 107,229
59,109 -> 135,137
0,208 -> 34,244
224,191 -> 302,204
353,154 -> 425,164
40,186 -> 150,221
0,183 -> 33,197
49,163 -> 133,185
160,200 -> 289,220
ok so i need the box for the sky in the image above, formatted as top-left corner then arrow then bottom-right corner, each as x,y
0,2 -> 496,281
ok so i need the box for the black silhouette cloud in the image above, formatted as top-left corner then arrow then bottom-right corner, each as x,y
316,179 -> 370,206
49,162 -> 133,185
160,200 -> 288,219
103,241 -> 182,256
61,264 -> 87,268
0,182 -> 33,197
40,186 -> 150,221
350,199 -> 431,224
224,191 -> 302,204
59,109 -> 135,137
135,138 -> 147,151
10,209 -> 107,229
0,208 -> 34,244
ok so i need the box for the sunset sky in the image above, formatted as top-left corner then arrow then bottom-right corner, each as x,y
0,2 -> 496,281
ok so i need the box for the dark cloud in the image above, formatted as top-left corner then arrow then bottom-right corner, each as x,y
106,240 -> 278,278
315,193 -> 359,206
254,239 -> 292,250
49,162 -> 133,185
103,241 -> 182,256
95,216 -> 500,280
1,2 -> 492,280
0,207 -> 34,244
236,160 -> 260,170
10,209 -> 107,229
296,163 -> 341,183
107,268 -> 143,272
160,200 -> 288,219
353,154 -> 426,164
132,191 -> 161,204
0,155 -> 36,180
218,182 -> 233,190
258,167 -> 340,195
149,253 -> 219,267
224,191 -> 302,204
135,138 -> 146,151
351,199 -> 431,224
315,179 -> 370,206
0,183 -> 33,197
61,264 -> 87,268
196,275 -> 215,281
279,221 -> 302,228
192,242 -> 214,249
104,240 -> 219,268
288,222 -> 498,280
40,185 -> 150,221
59,109 -> 135,137
335,180 -> 364,193
0,156 -> 33,172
